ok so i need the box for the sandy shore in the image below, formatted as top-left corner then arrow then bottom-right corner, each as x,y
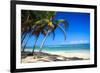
21,50 -> 90,63
47,51 -> 90,59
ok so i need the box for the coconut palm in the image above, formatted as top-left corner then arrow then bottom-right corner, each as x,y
21,10 -> 69,55
21,10 -> 56,52
39,18 -> 68,52
21,10 -> 33,52
21,10 -> 42,52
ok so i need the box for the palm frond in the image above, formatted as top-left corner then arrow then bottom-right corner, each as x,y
51,30 -> 55,40
57,19 -> 69,29
56,23 -> 67,40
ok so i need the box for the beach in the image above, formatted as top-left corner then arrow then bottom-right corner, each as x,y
21,49 -> 90,63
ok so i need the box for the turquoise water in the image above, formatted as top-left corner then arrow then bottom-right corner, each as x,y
24,44 -> 90,52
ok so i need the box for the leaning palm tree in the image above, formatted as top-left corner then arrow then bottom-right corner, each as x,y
31,11 -> 56,53
21,10 -> 33,52
21,10 -> 43,52
39,18 -> 68,52
21,10 -> 56,53
21,10 -> 69,55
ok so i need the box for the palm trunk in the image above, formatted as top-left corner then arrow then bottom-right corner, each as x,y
32,36 -> 39,54
21,32 -> 28,45
21,32 -> 25,39
39,30 -> 51,52
52,30 -> 55,40
57,24 -> 67,40
22,33 -> 32,52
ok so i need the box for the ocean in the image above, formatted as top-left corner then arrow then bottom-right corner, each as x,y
23,44 -> 90,53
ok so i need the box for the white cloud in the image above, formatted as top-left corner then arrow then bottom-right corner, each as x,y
61,40 -> 89,45
69,40 -> 89,44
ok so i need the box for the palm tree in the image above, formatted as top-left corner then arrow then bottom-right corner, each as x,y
39,18 -> 68,52
21,10 -> 56,53
21,10 -> 69,55
21,10 -> 33,52
21,10 -> 42,52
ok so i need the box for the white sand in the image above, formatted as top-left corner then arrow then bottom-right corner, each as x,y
22,48 -> 90,63
44,50 -> 90,59
50,52 -> 89,59
23,48 -> 90,59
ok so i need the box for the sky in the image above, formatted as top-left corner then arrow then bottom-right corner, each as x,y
22,11 -> 90,47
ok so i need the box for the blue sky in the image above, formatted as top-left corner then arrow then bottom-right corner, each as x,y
22,11 -> 90,47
